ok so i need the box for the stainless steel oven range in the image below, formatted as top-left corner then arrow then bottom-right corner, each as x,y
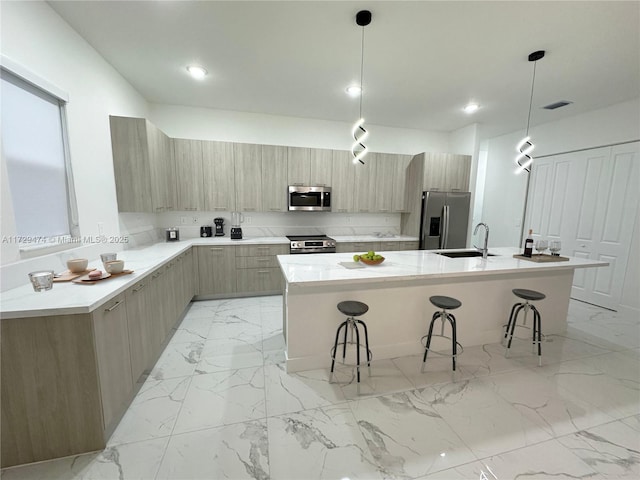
287,235 -> 336,254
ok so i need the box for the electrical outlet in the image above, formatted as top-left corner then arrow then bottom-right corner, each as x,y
180,216 -> 187,225
192,217 -> 199,224
97,222 -> 104,235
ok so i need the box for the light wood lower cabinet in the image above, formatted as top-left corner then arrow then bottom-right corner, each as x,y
196,246 -> 237,295
337,240 -> 418,253
1,252 -> 196,468
235,244 -> 288,294
92,294 -> 134,433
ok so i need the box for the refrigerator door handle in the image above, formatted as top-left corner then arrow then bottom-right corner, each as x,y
442,205 -> 450,248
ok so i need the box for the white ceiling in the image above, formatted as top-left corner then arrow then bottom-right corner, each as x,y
49,1 -> 639,139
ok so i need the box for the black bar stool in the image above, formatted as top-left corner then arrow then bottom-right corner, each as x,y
330,300 -> 372,386
422,295 -> 463,372
503,288 -> 545,366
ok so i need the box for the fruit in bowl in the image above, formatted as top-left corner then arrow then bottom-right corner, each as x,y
353,251 -> 385,265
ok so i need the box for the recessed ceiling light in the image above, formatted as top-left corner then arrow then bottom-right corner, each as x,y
463,103 -> 480,114
346,85 -> 362,97
186,65 -> 208,79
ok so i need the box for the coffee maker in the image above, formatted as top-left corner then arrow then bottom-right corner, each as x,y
214,217 -> 225,236
230,212 -> 243,240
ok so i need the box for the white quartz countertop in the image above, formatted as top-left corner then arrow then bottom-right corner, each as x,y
277,247 -> 609,287
0,235 -> 420,319
0,236 -> 287,319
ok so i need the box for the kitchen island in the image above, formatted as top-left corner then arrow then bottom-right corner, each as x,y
277,247 -> 608,372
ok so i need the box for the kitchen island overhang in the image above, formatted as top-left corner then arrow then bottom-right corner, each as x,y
277,248 -> 609,373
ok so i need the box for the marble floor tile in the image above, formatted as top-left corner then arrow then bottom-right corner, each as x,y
536,357 -> 640,420
173,366 -> 265,434
201,334 -> 263,357
196,349 -> 265,374
0,437 -> 170,480
339,358 -> 414,399
392,353 -> 475,389
267,404 -> 382,480
148,340 -> 203,380
264,364 -> 346,417
109,376 -> 190,445
419,378 -> 552,459
480,368 -> 615,438
421,438 -> 598,480
557,419 -> 640,478
207,314 -> 263,341
156,420 -> 269,480
620,413 -> 640,432
578,350 -> 640,387
349,390 -> 477,478
170,324 -> 211,344
454,343 -> 526,378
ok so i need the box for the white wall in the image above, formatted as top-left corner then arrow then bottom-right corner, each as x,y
0,1 -> 149,288
482,98 -> 640,249
149,104 -> 449,155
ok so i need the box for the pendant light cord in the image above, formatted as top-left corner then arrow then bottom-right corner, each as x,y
525,60 -> 537,136
359,25 -> 365,119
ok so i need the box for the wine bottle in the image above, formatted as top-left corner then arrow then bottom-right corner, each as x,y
523,229 -> 534,257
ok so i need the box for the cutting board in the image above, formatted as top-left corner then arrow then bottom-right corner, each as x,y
53,268 -> 96,282
513,254 -> 569,263
72,270 -> 134,284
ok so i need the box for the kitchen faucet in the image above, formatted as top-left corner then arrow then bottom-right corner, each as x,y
474,223 -> 490,259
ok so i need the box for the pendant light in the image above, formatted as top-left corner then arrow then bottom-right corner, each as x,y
351,10 -> 372,165
515,50 -> 545,174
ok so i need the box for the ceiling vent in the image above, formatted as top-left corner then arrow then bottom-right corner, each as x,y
543,100 -> 573,110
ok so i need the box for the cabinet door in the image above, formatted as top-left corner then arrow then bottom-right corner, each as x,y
309,148 -> 333,186
174,139 -> 204,210
183,248 -> 195,304
353,153 -> 377,213
236,268 -> 283,293
287,147 -> 311,186
146,121 -> 166,212
202,141 -> 236,211
196,246 -> 237,295
336,241 -> 355,253
92,294 -> 133,431
125,279 -> 152,384
352,241 -> 381,253
147,268 -> 167,355
162,132 -> 176,211
445,155 -> 471,192
262,145 -> 288,212
423,153 -> 448,191
234,143 -> 262,212
374,153 -> 395,213
392,154 -> 412,212
331,150 -> 355,213
109,116 -> 153,213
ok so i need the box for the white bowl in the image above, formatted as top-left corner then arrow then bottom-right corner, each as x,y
66,258 -> 88,273
105,260 -> 125,274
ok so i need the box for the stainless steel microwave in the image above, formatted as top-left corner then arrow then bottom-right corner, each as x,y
288,186 -> 332,211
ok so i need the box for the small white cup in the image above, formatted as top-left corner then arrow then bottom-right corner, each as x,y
105,260 -> 125,274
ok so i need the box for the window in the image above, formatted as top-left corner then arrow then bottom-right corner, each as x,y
1,66 -> 78,252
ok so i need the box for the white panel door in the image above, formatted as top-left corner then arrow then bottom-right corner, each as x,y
525,142 -> 639,309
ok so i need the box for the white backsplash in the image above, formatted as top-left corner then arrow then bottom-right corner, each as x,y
157,211 -> 401,239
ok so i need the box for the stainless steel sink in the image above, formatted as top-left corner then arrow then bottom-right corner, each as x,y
436,251 -> 496,258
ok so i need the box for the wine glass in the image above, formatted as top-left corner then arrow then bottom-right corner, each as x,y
549,240 -> 562,256
535,239 -> 548,255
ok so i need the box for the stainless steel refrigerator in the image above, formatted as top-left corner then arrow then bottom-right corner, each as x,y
419,191 -> 471,249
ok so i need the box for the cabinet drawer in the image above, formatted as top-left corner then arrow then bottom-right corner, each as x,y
235,244 -> 289,257
379,242 -> 399,251
236,256 -> 279,269
236,267 -> 283,293
352,242 -> 381,252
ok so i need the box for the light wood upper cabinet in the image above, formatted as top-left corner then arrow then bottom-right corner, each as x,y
262,145 -> 288,212
202,141 -> 236,211
309,148 -> 333,186
392,154 -> 412,212
422,152 -> 471,192
445,154 -> 471,191
331,150 -> 356,212
109,116 -> 153,213
287,147 -> 311,186
173,139 -> 204,211
353,152 -> 377,213
374,153 -> 395,213
146,121 -> 175,212
234,143 -> 262,212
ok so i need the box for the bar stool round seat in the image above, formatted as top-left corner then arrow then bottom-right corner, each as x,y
504,288 -> 545,366
513,289 -> 546,302
430,296 -> 462,310
422,296 -> 463,372
337,300 -> 369,317
330,300 -> 372,389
